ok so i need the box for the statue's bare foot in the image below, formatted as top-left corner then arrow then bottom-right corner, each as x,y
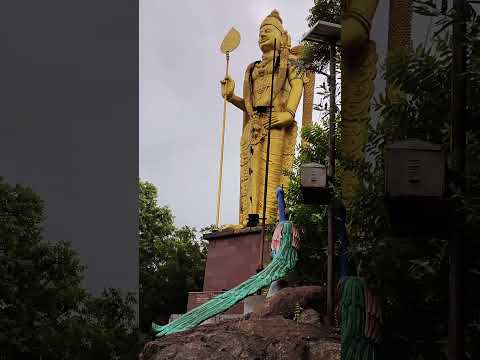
220,223 -> 245,231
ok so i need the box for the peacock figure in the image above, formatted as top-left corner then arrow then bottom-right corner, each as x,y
337,276 -> 383,360
152,186 -> 300,337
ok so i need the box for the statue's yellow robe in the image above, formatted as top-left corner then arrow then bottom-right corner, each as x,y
239,52 -> 306,225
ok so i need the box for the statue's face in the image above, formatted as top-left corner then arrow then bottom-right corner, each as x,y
258,24 -> 282,52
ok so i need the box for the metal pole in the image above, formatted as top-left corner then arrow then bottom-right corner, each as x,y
449,0 -> 466,358
259,39 -> 277,271
339,203 -> 349,278
326,41 -> 337,326
216,52 -> 230,227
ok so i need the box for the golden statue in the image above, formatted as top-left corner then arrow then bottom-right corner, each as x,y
221,10 -> 309,226
339,0 -> 413,205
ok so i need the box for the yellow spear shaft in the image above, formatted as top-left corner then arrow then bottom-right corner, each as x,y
216,51 -> 230,227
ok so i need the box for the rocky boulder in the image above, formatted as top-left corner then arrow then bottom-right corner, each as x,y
252,286 -> 326,321
140,286 -> 338,360
298,309 -> 322,325
140,317 -> 339,360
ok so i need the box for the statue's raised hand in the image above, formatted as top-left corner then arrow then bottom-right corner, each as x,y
220,76 -> 235,100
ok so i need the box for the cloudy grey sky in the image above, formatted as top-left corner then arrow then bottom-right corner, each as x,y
140,0 -> 317,230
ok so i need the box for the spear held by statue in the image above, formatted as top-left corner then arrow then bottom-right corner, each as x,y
216,28 -> 241,227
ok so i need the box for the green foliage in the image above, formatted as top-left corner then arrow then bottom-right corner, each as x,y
349,6 -> 480,360
380,44 -> 451,142
288,1 -> 480,358
303,0 -> 341,73
60,289 -> 139,359
285,123 -> 333,286
0,178 -> 140,359
139,180 -> 207,334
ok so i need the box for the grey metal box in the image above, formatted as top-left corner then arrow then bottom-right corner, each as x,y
385,139 -> 446,198
300,163 -> 330,204
300,162 -> 327,189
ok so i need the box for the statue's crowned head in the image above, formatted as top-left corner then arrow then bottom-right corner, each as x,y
258,9 -> 291,52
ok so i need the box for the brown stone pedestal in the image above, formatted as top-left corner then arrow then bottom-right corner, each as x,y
186,226 -> 270,314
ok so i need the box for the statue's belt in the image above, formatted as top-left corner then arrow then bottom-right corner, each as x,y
253,106 -> 271,114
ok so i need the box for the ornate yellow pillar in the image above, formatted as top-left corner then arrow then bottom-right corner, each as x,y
301,71 -> 316,148
339,0 -> 379,205
338,0 -> 414,206
386,0 -> 413,139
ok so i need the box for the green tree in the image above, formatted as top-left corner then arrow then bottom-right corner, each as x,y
290,1 -> 480,358
303,0 -> 341,72
0,178 -> 140,359
349,4 -> 480,358
281,0 -> 341,288
139,180 -> 207,334
284,123 -> 331,286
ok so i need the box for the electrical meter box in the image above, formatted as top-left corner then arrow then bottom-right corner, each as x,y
300,162 -> 330,204
385,139 -> 446,198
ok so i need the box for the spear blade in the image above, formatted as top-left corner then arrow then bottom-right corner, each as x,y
220,27 -> 241,54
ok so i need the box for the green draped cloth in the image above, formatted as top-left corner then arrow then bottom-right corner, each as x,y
152,221 -> 298,337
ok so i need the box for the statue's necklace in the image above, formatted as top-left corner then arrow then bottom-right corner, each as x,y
256,58 -> 272,77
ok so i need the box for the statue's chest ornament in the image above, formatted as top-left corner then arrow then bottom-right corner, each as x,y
255,84 -> 270,96
253,60 -> 272,78
253,63 -> 273,98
